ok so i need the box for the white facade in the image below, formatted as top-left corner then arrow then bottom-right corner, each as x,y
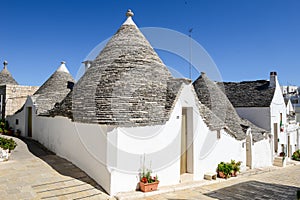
234,74 -> 288,162
236,107 -> 271,131
281,85 -> 298,95
7,84 -> 273,195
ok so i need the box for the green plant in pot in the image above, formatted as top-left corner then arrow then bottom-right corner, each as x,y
217,162 -> 232,179
292,149 -> 300,161
231,160 -> 242,177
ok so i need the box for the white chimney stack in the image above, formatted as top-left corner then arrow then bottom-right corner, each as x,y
269,71 -> 277,88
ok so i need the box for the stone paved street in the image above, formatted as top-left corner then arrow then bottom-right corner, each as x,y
1,135 -> 300,200
0,136 -> 113,200
137,164 -> 300,200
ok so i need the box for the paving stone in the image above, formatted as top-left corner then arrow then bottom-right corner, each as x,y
0,137 -> 113,200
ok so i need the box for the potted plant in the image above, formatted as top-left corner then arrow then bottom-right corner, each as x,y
217,162 -> 232,179
139,168 -> 159,192
230,160 -> 242,177
292,149 -> 300,161
0,137 -> 17,161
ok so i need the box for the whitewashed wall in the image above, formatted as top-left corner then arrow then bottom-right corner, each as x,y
179,85 -> 246,180
286,125 -> 299,158
252,139 -> 272,168
7,83 -> 276,195
197,128 -> 246,179
109,98 -> 182,195
32,116 -> 112,194
236,107 -> 271,131
270,78 -> 287,154
7,96 -> 34,137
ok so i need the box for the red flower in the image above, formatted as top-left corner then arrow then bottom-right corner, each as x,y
141,177 -> 148,183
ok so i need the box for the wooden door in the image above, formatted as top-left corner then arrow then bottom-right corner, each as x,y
27,107 -> 32,137
273,123 -> 278,153
246,135 -> 252,168
180,108 -> 187,174
288,136 -> 291,158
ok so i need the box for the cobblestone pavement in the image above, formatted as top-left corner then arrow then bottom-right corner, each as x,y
0,136 -> 114,200
138,164 -> 300,200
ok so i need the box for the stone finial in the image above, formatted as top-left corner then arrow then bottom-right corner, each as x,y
126,9 -> 134,17
3,60 -> 8,69
82,60 -> 93,72
61,61 -> 66,64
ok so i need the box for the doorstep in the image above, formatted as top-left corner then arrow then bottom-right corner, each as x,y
115,178 -> 226,200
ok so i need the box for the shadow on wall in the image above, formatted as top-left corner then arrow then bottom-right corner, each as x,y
204,180 -> 300,200
19,137 -> 108,195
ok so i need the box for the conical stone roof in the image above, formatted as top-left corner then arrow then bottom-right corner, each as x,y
72,10 -> 174,126
0,61 -> 18,85
33,62 -> 75,115
193,72 -> 247,140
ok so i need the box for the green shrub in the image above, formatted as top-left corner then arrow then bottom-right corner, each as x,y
217,161 -> 233,178
0,137 -> 17,151
292,149 -> 300,161
231,159 -> 242,173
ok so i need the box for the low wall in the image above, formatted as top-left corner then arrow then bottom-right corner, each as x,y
32,116 -> 112,194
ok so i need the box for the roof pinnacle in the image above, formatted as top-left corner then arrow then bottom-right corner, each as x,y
3,60 -> 8,69
126,9 -> 134,18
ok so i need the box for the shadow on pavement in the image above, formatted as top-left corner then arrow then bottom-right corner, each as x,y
204,180 -> 300,200
19,137 -> 108,195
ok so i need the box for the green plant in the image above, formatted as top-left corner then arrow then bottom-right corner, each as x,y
292,149 -> 300,161
217,161 -> 233,178
231,160 -> 242,173
0,120 -> 13,136
140,156 -> 159,184
140,168 -> 158,183
0,137 -> 17,151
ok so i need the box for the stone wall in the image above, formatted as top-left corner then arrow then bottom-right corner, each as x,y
3,85 -> 39,117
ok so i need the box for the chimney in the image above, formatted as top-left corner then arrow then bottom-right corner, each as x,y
82,60 -> 93,72
269,71 -> 277,88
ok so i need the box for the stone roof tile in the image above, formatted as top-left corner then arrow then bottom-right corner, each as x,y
218,80 -> 275,107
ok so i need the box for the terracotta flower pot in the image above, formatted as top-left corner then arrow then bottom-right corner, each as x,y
218,171 -> 226,178
231,171 -> 238,177
139,181 -> 159,192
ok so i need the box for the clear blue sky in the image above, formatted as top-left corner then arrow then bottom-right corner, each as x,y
1,0 -> 300,86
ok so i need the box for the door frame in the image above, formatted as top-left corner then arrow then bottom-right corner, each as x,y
180,107 -> 194,174
27,107 -> 32,137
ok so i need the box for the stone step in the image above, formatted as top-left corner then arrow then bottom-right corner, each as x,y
273,156 -> 286,167
180,173 -> 193,183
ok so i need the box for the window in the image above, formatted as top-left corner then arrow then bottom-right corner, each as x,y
16,119 -> 19,125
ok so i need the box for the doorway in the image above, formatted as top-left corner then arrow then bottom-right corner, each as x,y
180,108 -> 187,174
273,123 -> 278,153
288,136 -> 291,158
27,107 -> 32,137
246,134 -> 252,168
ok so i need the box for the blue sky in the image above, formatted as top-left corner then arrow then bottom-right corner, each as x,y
1,0 -> 300,86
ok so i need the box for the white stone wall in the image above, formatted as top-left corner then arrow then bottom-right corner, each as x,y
179,85 -> 246,180
252,139 -> 272,168
235,107 -> 271,131
33,116 -> 112,194
109,98 -> 182,194
7,83 -> 275,195
5,85 -> 39,117
6,96 -> 34,136
270,78 -> 287,154
197,128 -> 246,179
